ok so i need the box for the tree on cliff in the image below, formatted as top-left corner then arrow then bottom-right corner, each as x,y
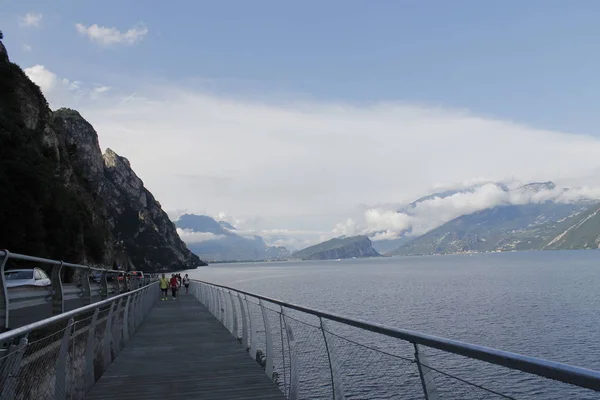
0,30 -> 4,40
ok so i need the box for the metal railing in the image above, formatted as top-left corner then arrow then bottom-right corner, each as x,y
0,279 -> 158,400
0,250 -> 154,331
189,279 -> 600,400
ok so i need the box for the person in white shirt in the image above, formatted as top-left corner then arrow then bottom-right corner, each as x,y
183,274 -> 190,294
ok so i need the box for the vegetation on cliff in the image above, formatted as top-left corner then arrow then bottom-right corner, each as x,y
0,38 -> 204,271
0,43 -> 109,263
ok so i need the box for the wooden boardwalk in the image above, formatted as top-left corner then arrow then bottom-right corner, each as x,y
85,293 -> 285,400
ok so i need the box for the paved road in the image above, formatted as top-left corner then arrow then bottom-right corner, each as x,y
9,297 -> 103,329
85,294 -> 285,400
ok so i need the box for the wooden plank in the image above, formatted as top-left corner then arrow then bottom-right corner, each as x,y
85,293 -> 285,400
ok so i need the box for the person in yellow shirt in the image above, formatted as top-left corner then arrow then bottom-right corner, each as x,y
159,273 -> 169,301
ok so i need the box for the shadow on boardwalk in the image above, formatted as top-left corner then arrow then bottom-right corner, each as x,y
85,293 -> 284,400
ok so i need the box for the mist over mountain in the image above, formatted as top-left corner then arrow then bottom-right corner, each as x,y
175,214 -> 290,262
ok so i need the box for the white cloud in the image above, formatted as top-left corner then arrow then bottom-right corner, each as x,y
30,67 -> 600,243
347,182 -> 600,241
24,65 -> 57,92
94,86 -> 111,94
75,23 -> 148,46
20,13 -> 42,28
24,65 -> 111,106
332,218 -> 360,237
176,228 -> 225,243
23,44 -> 32,52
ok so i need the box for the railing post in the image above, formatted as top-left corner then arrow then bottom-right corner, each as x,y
123,294 -> 131,342
320,318 -> 345,400
210,286 -> 217,316
113,271 -> 120,297
218,289 -> 225,324
100,270 -> 108,300
414,344 -> 439,400
283,308 -> 299,400
103,302 -> 114,369
133,291 -> 141,331
111,299 -> 122,357
229,290 -> 239,339
229,290 -> 238,339
51,262 -> 65,315
259,299 -> 274,380
136,290 -> 143,329
222,289 -> 231,331
0,251 -> 10,331
130,292 -> 137,331
214,286 -> 220,318
237,294 -> 248,349
0,336 -> 28,399
82,267 -> 92,304
55,318 -> 74,400
247,296 -> 257,359
85,308 -> 99,392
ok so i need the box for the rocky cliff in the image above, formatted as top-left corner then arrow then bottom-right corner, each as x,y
0,39 -> 204,271
292,235 -> 380,260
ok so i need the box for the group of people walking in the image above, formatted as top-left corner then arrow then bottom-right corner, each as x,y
159,273 -> 190,300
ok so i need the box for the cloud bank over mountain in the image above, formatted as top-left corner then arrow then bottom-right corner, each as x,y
25,65 -> 600,248
335,182 -> 600,241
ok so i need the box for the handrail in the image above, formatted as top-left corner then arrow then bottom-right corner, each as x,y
0,249 -> 154,330
0,273 -> 158,400
0,281 -> 158,342
0,250 -> 122,273
192,279 -> 600,392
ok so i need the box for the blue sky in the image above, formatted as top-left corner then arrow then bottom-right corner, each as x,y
4,1 -> 600,248
4,0 -> 600,134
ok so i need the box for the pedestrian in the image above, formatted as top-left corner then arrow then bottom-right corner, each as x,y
159,273 -> 169,301
177,273 -> 182,287
183,274 -> 190,294
169,274 -> 179,300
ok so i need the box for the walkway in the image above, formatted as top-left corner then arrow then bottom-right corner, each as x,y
85,293 -> 285,400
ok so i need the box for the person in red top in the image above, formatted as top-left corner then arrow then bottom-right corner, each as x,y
169,274 -> 179,300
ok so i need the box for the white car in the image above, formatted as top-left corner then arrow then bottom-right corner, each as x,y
4,268 -> 51,288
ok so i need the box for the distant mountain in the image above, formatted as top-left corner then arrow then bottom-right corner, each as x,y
389,203 -> 586,256
292,235 -> 380,260
544,203 -> 600,250
219,221 -> 236,230
176,214 -> 233,236
175,214 -> 290,262
371,237 -> 413,254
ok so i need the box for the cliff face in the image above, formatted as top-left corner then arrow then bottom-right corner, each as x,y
52,110 -> 206,271
101,148 -> 205,270
293,235 -> 380,260
0,39 -> 204,271
0,42 -> 110,265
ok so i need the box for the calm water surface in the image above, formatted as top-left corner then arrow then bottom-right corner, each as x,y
184,251 -> 600,399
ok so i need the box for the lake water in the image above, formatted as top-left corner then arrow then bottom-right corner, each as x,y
184,251 -> 600,399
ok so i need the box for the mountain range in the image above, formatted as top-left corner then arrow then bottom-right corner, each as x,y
175,180 -> 600,261
175,214 -> 290,262
386,182 -> 598,255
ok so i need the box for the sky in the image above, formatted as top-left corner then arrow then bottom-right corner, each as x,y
4,1 -> 600,249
